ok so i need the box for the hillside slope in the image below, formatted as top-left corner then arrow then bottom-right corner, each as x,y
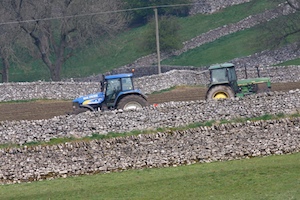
131,1 -> 297,68
8,0 -> 300,81
70,0 -> 300,77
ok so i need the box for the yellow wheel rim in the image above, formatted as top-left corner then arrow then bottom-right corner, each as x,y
213,92 -> 229,99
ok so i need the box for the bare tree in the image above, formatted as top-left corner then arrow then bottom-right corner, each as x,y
0,7 -> 20,82
0,27 -> 13,83
1,0 -> 127,81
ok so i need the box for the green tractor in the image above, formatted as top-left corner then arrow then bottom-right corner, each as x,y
206,63 -> 271,100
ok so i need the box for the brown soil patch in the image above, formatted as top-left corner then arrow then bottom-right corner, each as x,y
147,86 -> 207,103
0,100 -> 72,121
0,82 -> 299,121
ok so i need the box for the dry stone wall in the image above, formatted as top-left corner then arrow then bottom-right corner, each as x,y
191,0 -> 251,14
0,65 -> 299,102
0,117 -> 299,184
0,81 -> 100,102
1,90 -> 300,146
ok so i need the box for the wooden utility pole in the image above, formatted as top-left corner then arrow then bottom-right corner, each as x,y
154,7 -> 161,74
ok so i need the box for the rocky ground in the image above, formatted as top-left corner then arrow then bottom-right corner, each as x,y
0,80 -> 299,184
0,82 -> 299,122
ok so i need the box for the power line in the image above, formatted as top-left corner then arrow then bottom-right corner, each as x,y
0,2 -> 204,25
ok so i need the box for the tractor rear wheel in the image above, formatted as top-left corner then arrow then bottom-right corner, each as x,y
206,85 -> 235,100
117,95 -> 148,110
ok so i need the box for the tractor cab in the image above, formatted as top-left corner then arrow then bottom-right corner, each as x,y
209,63 -> 239,94
103,74 -> 135,108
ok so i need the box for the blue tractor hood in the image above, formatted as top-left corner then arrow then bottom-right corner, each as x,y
73,92 -> 105,105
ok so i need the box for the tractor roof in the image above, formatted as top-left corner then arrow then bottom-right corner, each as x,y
209,63 -> 235,70
105,73 -> 133,80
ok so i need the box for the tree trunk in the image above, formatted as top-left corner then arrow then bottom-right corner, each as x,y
49,65 -> 61,81
5,0 -> 127,82
1,57 -> 9,83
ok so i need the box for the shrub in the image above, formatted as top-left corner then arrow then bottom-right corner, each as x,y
142,15 -> 183,53
123,0 -> 192,26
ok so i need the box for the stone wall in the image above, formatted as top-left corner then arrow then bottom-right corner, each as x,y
0,65 -> 299,102
0,116 -> 299,184
190,0 -> 252,15
0,81 -> 100,102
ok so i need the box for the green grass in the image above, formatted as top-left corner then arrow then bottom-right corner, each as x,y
8,0 -> 285,82
163,29 -> 259,66
162,26 -> 271,66
0,152 -> 299,200
163,11 -> 300,67
279,58 -> 300,66
178,0 -> 284,41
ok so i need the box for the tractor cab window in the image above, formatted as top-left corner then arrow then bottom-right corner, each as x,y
121,77 -> 133,91
227,67 -> 237,82
211,68 -> 228,83
106,79 -> 121,102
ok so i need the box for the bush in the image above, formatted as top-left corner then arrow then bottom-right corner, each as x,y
123,0 -> 192,26
142,16 -> 183,53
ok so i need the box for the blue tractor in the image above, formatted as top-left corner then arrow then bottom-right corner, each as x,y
72,73 -> 148,113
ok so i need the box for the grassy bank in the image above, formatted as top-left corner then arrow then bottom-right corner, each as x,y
1,152 -> 299,199
163,11 -> 300,67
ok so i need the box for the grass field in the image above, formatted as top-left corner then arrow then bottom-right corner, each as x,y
0,152 -> 299,200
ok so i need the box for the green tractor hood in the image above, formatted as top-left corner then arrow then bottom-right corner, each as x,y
237,77 -> 271,88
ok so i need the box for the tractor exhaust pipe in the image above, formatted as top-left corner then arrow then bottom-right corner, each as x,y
244,65 -> 248,79
256,66 -> 261,78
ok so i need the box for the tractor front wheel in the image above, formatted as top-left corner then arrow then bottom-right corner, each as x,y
117,95 -> 148,110
206,85 -> 235,100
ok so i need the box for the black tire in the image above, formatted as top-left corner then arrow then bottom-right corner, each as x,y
117,95 -> 148,110
206,85 -> 235,100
